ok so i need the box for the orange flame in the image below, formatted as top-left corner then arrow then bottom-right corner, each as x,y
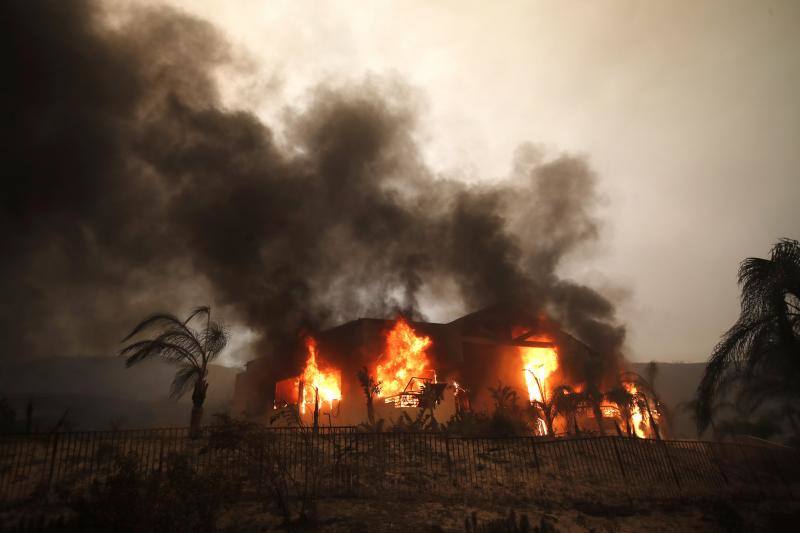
300,337 -> 341,413
520,346 -> 558,404
376,317 -> 432,397
625,383 -> 647,438
520,343 -> 558,435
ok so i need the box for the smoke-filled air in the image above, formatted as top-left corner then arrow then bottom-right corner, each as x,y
2,0 -> 623,376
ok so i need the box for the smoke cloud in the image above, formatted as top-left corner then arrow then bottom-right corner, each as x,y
2,1 -> 624,378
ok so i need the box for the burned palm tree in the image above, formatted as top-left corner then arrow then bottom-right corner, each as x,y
696,238 -> 800,435
530,384 -> 577,436
619,370 -> 664,439
489,381 -> 519,412
552,385 -> 581,435
356,367 -> 381,425
120,306 -> 228,439
605,384 -> 635,436
417,382 -> 447,429
578,383 -> 606,434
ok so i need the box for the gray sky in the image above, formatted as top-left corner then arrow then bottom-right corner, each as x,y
127,0 -> 800,363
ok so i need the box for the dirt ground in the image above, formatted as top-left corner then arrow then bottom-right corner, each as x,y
216,497 -> 800,532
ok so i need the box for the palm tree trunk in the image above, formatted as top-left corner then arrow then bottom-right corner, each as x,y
593,405 -> 605,434
189,404 -> 203,439
544,410 -> 554,436
189,378 -> 207,439
313,387 -> 320,434
297,379 -> 305,420
644,400 -> 661,440
366,396 -> 375,425
622,407 -> 632,436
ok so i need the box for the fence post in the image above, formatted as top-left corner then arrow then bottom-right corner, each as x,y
661,440 -> 682,496
736,442 -> 761,497
531,438 -> 540,475
158,434 -> 165,476
445,436 -> 452,485
45,433 -> 59,502
706,441 -> 729,486
611,437 -> 626,480
609,437 -> 633,502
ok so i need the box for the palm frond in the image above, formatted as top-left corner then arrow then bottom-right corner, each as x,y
120,313 -> 206,357
202,320 -> 229,362
170,364 -> 201,399
696,239 -> 800,434
120,339 -> 200,368
184,306 -> 211,326
120,313 -> 185,342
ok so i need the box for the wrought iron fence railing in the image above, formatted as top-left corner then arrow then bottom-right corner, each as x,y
1,426 -> 797,507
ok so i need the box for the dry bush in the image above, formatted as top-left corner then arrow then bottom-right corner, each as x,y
65,453 -> 240,532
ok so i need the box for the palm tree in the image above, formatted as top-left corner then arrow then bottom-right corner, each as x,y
532,384 -> 581,436
604,385 -> 634,436
120,306 -> 228,439
552,385 -> 581,435
619,370 -> 664,439
417,382 -> 447,429
696,239 -> 800,434
356,367 -> 381,425
489,381 -> 519,412
579,382 -> 606,434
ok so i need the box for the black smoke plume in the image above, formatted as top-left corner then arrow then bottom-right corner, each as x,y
2,1 -> 624,379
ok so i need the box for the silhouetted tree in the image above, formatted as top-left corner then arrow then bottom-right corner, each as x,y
551,385 -> 581,435
573,382 -> 605,434
489,381 -> 519,411
356,366 -> 381,425
604,384 -> 634,436
120,306 -> 228,438
529,383 -> 576,436
619,370 -> 664,439
487,381 -> 530,436
417,382 -> 447,429
696,239 -> 800,435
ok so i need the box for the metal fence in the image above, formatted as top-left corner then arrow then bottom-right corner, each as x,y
2,426 -> 798,507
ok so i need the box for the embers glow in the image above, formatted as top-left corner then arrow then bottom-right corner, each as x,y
299,337 -> 341,413
376,317 -> 432,397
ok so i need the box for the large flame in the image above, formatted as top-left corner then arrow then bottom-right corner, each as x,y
300,337 -> 341,413
376,317 -> 432,397
625,383 -> 647,438
520,346 -> 558,404
520,344 -> 558,435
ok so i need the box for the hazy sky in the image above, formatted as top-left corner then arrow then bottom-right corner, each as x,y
125,0 -> 799,362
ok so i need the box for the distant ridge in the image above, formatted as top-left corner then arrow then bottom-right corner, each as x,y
0,356 -> 237,431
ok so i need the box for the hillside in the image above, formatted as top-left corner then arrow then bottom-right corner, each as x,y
0,357 -> 238,431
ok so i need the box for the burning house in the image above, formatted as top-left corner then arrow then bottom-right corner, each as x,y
232,303 -> 660,437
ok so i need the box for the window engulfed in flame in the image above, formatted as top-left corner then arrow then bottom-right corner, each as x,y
376,317 -> 432,397
300,337 -> 341,413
